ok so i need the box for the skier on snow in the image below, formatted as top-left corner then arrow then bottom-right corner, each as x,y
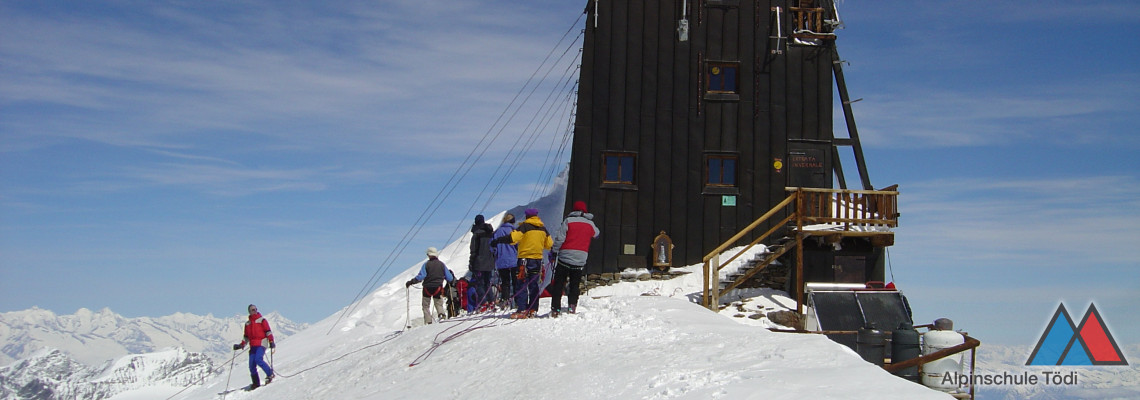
233,304 -> 275,389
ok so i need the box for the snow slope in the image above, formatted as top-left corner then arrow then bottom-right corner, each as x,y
142,174 -> 941,399
173,296 -> 947,400
165,228 -> 950,399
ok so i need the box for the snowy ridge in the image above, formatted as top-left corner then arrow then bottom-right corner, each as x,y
971,343 -> 1140,400
0,347 -> 212,400
153,176 -> 954,399
0,307 -> 307,366
162,216 -> 953,400
175,294 -> 953,399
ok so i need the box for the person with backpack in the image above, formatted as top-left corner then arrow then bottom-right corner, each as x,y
406,247 -> 456,324
506,208 -> 552,319
490,213 -> 518,310
549,201 -> 600,317
455,275 -> 471,313
468,214 -> 496,312
232,304 -> 275,389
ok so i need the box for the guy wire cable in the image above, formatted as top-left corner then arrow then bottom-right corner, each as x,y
492,61 -> 582,208
439,29 -> 584,248
529,81 -> 579,201
328,12 -> 586,334
437,30 -> 582,258
482,61 -> 580,213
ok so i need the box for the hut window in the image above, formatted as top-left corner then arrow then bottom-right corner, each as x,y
706,62 -> 738,94
704,61 -> 741,101
602,152 -> 636,185
705,0 -> 740,8
706,153 -> 737,187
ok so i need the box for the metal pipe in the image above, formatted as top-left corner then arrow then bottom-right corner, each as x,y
883,335 -> 981,373
594,0 -> 599,28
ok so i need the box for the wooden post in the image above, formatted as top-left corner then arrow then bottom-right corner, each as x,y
795,189 -> 805,314
710,254 -> 720,310
702,260 -> 710,309
970,343 -> 977,400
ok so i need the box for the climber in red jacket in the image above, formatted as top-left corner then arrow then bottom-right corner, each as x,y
233,304 -> 275,389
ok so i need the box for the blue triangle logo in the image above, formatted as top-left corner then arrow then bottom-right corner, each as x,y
1027,304 -> 1078,365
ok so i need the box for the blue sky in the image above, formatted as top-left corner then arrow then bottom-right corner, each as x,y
2,1 -> 1138,347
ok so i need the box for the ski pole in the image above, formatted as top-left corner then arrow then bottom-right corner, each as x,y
222,348 -> 237,400
405,286 -> 411,330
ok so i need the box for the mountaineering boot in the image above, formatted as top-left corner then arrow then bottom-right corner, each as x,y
568,304 -> 577,314
509,311 -> 529,319
250,375 -> 261,390
550,308 -> 560,318
266,374 -> 275,384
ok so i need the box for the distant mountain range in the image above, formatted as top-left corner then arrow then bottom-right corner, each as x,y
969,343 -> 1140,399
3,309 -> 1135,399
0,347 -> 212,400
0,307 -> 308,400
0,307 -> 307,366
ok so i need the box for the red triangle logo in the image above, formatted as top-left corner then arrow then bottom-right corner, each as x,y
1076,304 -> 1128,365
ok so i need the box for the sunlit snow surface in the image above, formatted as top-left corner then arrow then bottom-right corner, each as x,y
169,227 -> 950,400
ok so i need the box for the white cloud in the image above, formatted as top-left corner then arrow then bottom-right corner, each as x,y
845,76 -> 1139,149
0,1 -> 581,158
891,175 -> 1140,266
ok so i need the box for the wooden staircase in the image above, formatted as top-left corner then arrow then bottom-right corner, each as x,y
717,236 -> 794,294
702,187 -> 899,312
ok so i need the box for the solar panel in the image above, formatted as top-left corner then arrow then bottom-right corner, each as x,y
809,290 -> 913,351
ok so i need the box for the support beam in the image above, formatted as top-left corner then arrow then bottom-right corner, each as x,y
831,48 -> 873,190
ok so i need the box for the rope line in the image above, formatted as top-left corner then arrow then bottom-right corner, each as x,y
273,330 -> 404,379
409,314 -> 517,367
408,269 -> 550,367
886,247 -> 896,283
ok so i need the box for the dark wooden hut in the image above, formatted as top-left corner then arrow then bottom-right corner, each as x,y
564,0 -> 881,277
